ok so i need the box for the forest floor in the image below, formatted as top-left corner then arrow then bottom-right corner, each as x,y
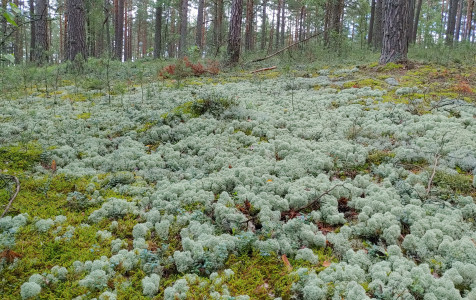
1,59 -> 476,299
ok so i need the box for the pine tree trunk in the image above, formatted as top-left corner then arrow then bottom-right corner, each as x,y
275,0 -> 281,49
412,0 -> 423,43
178,0 -> 188,57
446,0 -> 459,45
245,0 -> 253,51
196,0 -> 204,49
465,0 -> 474,40
114,0 -> 124,60
280,0 -> 285,47
260,0 -> 267,50
368,0 -> 376,45
13,0 -> 22,63
169,8 -> 176,58
66,0 -> 86,61
154,2 -> 162,58
29,0 -> 35,61
379,0 -> 409,64
454,0 -> 463,42
35,0 -> 49,63
407,0 -> 415,44
227,0 -> 243,64
373,0 -> 383,50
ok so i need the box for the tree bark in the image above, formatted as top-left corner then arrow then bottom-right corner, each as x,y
373,0 -> 383,50
195,0 -> 204,49
368,0 -> 376,45
154,1 -> 162,58
227,0 -> 243,64
35,0 -> 49,63
407,0 -> 415,44
454,0 -> 463,42
66,0 -> 86,61
178,0 -> 188,57
275,0 -> 281,49
465,0 -> 474,40
280,0 -> 285,47
13,0 -> 23,63
379,0 -> 409,64
114,0 -> 124,60
446,0 -> 459,45
412,0 -> 423,43
245,0 -> 254,51
260,0 -> 267,50
29,0 -> 35,61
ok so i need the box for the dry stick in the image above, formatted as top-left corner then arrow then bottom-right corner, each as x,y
250,31 -> 324,63
1,175 -> 20,218
426,154 -> 441,197
296,184 -> 348,213
250,66 -> 277,74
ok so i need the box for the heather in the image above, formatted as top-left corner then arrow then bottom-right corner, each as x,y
1,59 -> 476,299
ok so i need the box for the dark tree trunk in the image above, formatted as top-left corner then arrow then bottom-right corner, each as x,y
245,0 -> 253,50
196,0 -> 204,49
275,0 -> 281,49
454,0 -> 463,42
280,0 -> 285,47
465,0 -> 474,40
368,0 -> 376,45
446,0 -> 459,45
35,0 -> 49,63
227,0 -> 243,64
114,0 -> 124,60
260,0 -> 267,50
379,0 -> 409,64
407,0 -> 415,44
66,0 -> 86,61
154,2 -> 162,58
178,0 -> 187,57
29,0 -> 35,61
373,0 -> 383,50
412,0 -> 423,43
13,0 -> 23,63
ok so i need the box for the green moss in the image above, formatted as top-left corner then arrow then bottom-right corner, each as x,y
433,170 -> 474,194
367,150 -> 395,166
0,142 -> 43,171
76,112 -> 91,120
342,78 -> 384,89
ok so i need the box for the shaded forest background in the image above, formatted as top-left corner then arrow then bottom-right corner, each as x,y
0,0 -> 475,66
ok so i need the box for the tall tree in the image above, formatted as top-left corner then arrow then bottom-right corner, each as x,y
178,0 -> 187,57
227,0 -> 243,64
373,0 -> 383,50
65,0 -> 86,61
154,1 -> 162,58
260,0 -> 267,50
35,0 -> 49,63
275,0 -> 281,49
411,0 -> 423,43
196,0 -> 204,49
212,0 -> 223,53
454,0 -> 463,42
114,0 -> 124,60
464,0 -> 474,40
245,0 -> 253,50
446,0 -> 459,45
368,0 -> 376,45
379,0 -> 409,64
29,0 -> 35,61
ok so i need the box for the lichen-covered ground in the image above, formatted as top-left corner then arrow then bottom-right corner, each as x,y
1,62 -> 476,299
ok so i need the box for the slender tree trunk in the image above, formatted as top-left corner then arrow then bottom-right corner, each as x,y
446,0 -> 459,45
66,0 -> 86,61
29,0 -> 35,61
407,0 -> 415,44
227,0 -> 243,64
196,0 -> 204,49
114,0 -> 124,60
169,8 -> 175,57
368,0 -> 376,45
13,0 -> 23,63
178,0 -> 187,57
280,0 -> 285,47
260,0 -> 267,50
465,0 -> 474,40
323,0 -> 331,45
35,0 -> 49,63
412,0 -> 423,43
154,2 -> 162,58
267,8 -> 274,54
454,0 -> 463,42
380,0 -> 409,64
373,0 -> 383,50
275,0 -> 281,49
245,0 -> 253,50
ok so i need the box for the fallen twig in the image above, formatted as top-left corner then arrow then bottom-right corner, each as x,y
250,31 -> 323,63
250,66 -> 277,74
426,154 -> 441,197
295,184 -> 348,213
1,175 -> 20,218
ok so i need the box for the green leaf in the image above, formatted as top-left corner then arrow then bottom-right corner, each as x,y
3,11 -> 17,26
9,3 -> 21,14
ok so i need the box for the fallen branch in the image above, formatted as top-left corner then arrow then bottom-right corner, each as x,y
1,175 -> 20,218
251,31 -> 324,63
426,154 -> 441,197
295,184 -> 348,213
250,66 -> 277,74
